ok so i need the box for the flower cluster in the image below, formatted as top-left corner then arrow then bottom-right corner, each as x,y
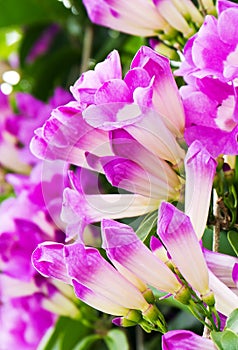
176,0 -> 238,157
30,46 -> 187,242
0,89 -> 80,349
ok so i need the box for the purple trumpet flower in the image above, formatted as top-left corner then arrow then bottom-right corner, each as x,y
31,47 -> 185,241
175,0 -> 238,156
32,242 -> 151,317
184,140 -> 217,239
82,0 -> 209,39
101,219 -> 182,295
158,202 -> 210,296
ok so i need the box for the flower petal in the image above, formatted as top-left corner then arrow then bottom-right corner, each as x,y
131,45 -> 185,136
204,248 -> 238,288
65,243 -> 149,312
158,202 -> 209,295
162,330 -> 217,350
32,242 -> 70,283
185,140 -> 216,239
102,155 -> 179,199
101,219 -> 181,294
185,124 -> 238,157
72,280 -> 129,316
208,269 -> 238,316
232,263 -> 238,288
61,187 -> 160,240
82,0 -> 170,37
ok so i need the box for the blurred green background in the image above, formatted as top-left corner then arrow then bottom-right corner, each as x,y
0,0 -> 146,100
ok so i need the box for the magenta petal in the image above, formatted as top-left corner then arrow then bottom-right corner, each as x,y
61,188 -> 88,240
103,156 -> 147,191
94,50 -> 122,81
31,103 -> 111,168
204,248 -> 238,288
185,140 -> 216,239
124,67 -> 151,92
150,236 -> 163,252
182,89 -> 217,128
102,219 -> 181,294
65,243 -> 149,311
218,0 -> 238,14
95,79 -> 132,104
158,202 -> 209,294
133,81 -> 153,107
162,330 -> 217,350
82,0 -> 167,37
82,102 -> 142,131
218,8 -> 238,44
232,263 -> 238,288
112,317 -> 122,326
174,35 -> 198,81
192,16 -> 230,80
71,50 -> 122,103
131,46 -> 185,135
32,243 -> 70,283
16,92 -> 45,118
110,128 -> 172,174
185,124 -> 238,157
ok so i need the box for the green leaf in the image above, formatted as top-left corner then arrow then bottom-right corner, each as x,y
211,330 -> 238,350
136,210 -> 157,241
227,231 -> 238,256
211,331 -> 223,350
202,228 -> 213,250
37,316 -> 92,350
226,309 -> 238,333
0,0 -> 70,28
72,334 -> 102,350
104,329 -> 129,350
221,330 -> 238,350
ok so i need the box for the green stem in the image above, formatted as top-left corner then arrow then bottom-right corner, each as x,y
188,300 -> 212,330
210,306 -> 221,331
80,24 -> 94,74
213,196 -> 220,252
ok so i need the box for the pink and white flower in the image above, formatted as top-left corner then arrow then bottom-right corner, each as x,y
32,242 -> 151,317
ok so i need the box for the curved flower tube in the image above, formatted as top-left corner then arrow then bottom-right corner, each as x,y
101,219 -> 182,295
157,202 -> 210,296
185,140 -> 217,239
32,242 -> 151,317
